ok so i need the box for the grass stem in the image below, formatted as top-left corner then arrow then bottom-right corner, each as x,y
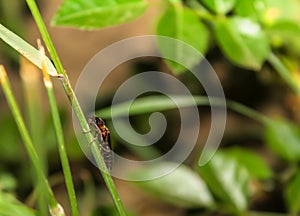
25,0 -> 127,214
267,52 -> 300,95
39,44 -> 79,216
0,65 -> 65,216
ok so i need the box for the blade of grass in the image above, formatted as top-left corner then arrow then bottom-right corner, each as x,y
0,19 -> 127,216
20,57 -> 44,148
98,95 -> 270,124
226,99 -> 270,124
39,43 -> 79,216
0,24 -> 58,77
268,52 -> 300,95
24,0 -> 126,214
0,65 -> 65,216
20,56 -> 48,216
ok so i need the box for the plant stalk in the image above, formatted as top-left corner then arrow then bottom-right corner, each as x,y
0,65 -> 65,216
39,44 -> 79,216
25,0 -> 126,214
267,52 -> 300,95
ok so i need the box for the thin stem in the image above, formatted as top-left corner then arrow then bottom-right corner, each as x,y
0,65 -> 64,216
99,95 -> 271,125
39,45 -> 79,216
20,57 -> 48,215
25,0 -> 95,151
226,100 -> 270,124
25,0 -> 65,77
267,52 -> 300,95
25,0 -> 126,214
90,142 -> 127,215
186,0 -> 216,21
194,96 -> 270,124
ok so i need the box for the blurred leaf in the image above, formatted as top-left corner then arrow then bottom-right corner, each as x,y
156,4 -> 209,74
198,151 -> 250,212
285,170 -> 300,214
185,0 -> 210,13
91,205 -> 120,216
266,20 -> 300,55
0,0 -> 26,65
263,0 -> 300,24
215,16 -> 270,70
0,192 -> 36,216
0,114 -> 23,162
66,136 -> 85,160
200,0 -> 236,14
264,119 -> 300,161
224,147 -> 273,179
129,162 -> 214,208
98,95 -> 210,118
0,24 -> 58,77
234,0 -> 266,21
51,0 -> 147,30
0,173 -> 17,192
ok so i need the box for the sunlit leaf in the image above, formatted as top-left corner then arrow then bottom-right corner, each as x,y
264,119 -> 300,161
224,147 -> 273,179
0,24 -> 57,76
215,16 -> 270,70
156,4 -> 209,74
129,162 -> 214,208
234,0 -> 266,21
51,0 -> 147,30
198,151 -> 250,212
201,0 -> 236,14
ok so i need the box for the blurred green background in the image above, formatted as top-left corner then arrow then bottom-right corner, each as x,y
1,0 -> 300,215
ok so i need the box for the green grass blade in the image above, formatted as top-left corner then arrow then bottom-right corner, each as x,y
20,58 -> 48,216
98,95 -> 268,124
25,0 -> 127,214
268,52 -> 300,95
0,24 -> 58,77
0,65 -> 65,216
40,46 -> 79,216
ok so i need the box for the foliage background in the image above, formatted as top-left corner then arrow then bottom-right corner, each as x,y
0,0 -> 300,215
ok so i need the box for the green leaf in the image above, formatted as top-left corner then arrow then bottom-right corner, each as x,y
215,16 -> 270,70
198,151 -> 250,212
0,173 -> 17,192
51,0 -> 147,30
129,162 -> 214,208
0,192 -> 36,216
264,119 -> 300,161
266,20 -> 300,55
0,24 -> 58,76
156,5 -> 209,74
201,0 -> 236,14
97,95 -> 210,118
224,147 -> 273,179
234,0 -> 266,21
285,170 -> 300,213
0,114 -> 22,162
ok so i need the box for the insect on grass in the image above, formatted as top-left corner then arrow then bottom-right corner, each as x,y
88,115 -> 113,171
